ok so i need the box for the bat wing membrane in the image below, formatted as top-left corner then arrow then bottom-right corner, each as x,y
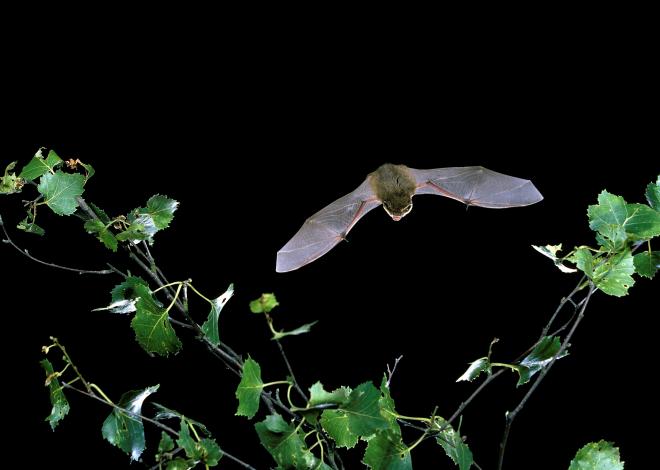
276,179 -> 380,272
410,166 -> 543,208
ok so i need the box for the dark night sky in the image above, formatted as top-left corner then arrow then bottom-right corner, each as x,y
4,19 -> 657,470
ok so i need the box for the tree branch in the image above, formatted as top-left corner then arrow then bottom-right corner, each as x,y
497,283 -> 596,470
0,214 -> 113,275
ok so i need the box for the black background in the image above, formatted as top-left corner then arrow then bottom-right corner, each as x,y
3,12 -> 658,470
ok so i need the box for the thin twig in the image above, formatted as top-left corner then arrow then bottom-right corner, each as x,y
539,275 -> 586,340
448,369 -> 505,426
386,355 -> 403,387
275,339 -> 308,402
1,214 -> 113,275
497,283 -> 596,470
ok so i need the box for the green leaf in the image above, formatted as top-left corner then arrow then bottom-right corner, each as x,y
646,177 -> 659,211
363,428 -> 412,470
516,336 -> 566,386
435,419 -> 473,470
569,248 -> 594,278
84,219 -> 118,251
255,414 -> 332,470
37,171 -> 85,215
116,223 -> 150,242
17,216 -> 45,236
201,284 -> 234,346
320,382 -> 389,449
40,359 -> 70,430
235,357 -> 263,418
249,293 -> 279,314
101,385 -> 159,461
89,202 -> 111,224
131,283 -> 182,356
177,420 -> 223,466
19,148 -> 63,181
145,194 -> 179,229
166,458 -> 195,470
568,440 -> 624,470
111,276 -> 147,302
588,191 -> 660,243
363,377 -> 412,468
157,431 -> 175,454
593,250 -> 635,297
309,382 -> 351,408
457,357 -> 491,382
79,161 -> 95,183
633,251 -> 659,279
531,244 -> 577,273
0,161 -> 23,194
272,320 -> 318,340
124,194 -> 179,244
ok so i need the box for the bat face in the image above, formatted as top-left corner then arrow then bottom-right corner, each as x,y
276,164 -> 543,272
382,199 -> 412,221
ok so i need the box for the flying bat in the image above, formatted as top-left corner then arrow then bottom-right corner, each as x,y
276,164 -> 543,272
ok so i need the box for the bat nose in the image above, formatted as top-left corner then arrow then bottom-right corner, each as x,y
392,215 -> 402,221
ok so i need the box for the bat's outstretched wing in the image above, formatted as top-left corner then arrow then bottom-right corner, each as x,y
276,179 -> 381,272
409,166 -> 543,208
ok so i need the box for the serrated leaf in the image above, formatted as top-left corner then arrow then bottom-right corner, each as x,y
101,385 -> 159,461
435,419 -> 473,470
255,413 -> 332,470
201,284 -> 234,346
37,171 -> 84,215
145,195 -> 179,229
378,376 -> 398,428
111,276 -> 147,302
568,440 -> 624,470
588,191 -> 660,243
157,431 -> 175,454
363,428 -> 412,470
569,248 -> 594,278
131,283 -> 182,356
593,250 -> 635,297
457,357 -> 491,382
79,161 -> 95,183
320,382 -> 388,449
646,177 -> 659,211
272,320 -> 318,340
19,149 -> 63,181
309,382 -> 351,408
633,251 -> 659,279
124,194 -> 178,244
17,216 -> 45,235
166,458 -> 195,470
89,202 -> 111,224
40,359 -> 69,430
0,161 -> 23,194
249,293 -> 279,314
235,357 -> 263,418
177,420 -> 223,466
516,336 -> 566,386
84,219 -> 118,251
116,223 -> 150,242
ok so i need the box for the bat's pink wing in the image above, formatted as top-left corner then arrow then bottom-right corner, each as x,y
276,179 -> 381,272
409,166 -> 543,208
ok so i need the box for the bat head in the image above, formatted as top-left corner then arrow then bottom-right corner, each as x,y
382,197 -> 413,221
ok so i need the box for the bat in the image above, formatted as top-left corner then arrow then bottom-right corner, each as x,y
276,164 -> 543,272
